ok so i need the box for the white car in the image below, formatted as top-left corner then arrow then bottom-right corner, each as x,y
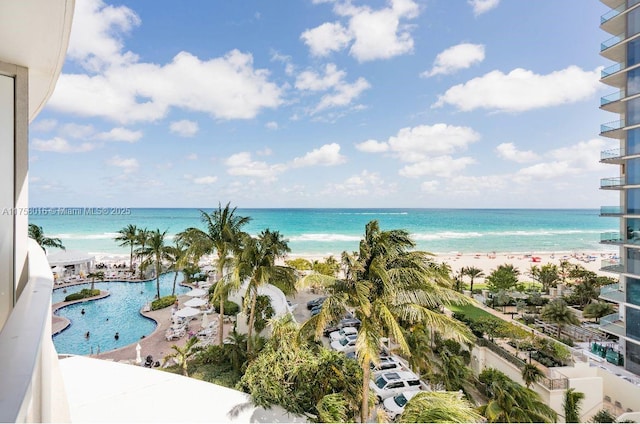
371,355 -> 404,372
369,371 -> 423,401
329,326 -> 358,341
382,390 -> 421,420
330,333 -> 357,351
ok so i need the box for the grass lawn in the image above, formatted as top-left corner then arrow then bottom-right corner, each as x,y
448,304 -> 496,320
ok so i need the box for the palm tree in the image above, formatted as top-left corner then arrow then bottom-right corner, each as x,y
86,270 -> 105,291
235,230 -> 296,354
302,220 -> 473,423
166,241 -> 189,296
135,228 -> 151,278
564,388 -> 585,423
137,229 -> 171,299
114,224 -> 138,272
462,266 -> 485,293
28,223 -> 65,253
541,298 -> 581,338
521,363 -> 543,388
164,336 -> 199,376
399,391 -> 483,423
178,203 -> 251,345
223,330 -> 248,374
583,302 -> 616,323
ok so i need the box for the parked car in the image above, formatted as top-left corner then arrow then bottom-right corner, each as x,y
330,333 -> 358,352
323,317 -> 362,336
371,355 -> 404,372
310,304 -> 323,316
329,326 -> 358,341
369,371 -> 424,402
382,390 -> 422,420
306,296 -> 326,310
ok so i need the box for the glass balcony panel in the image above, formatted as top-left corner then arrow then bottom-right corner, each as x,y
601,90 -> 625,106
602,4 -> 626,24
602,62 -> 623,78
600,206 -> 622,215
602,231 -> 623,243
602,33 -> 624,51
600,283 -> 626,302
601,177 -> 625,188
601,119 -> 625,133
601,258 -> 624,272
601,147 -> 625,159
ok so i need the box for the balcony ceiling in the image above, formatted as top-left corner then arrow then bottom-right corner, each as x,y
0,0 -> 74,121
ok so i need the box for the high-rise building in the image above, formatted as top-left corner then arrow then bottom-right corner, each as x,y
599,0 -> 640,375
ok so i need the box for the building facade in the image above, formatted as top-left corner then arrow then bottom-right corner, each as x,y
600,0 -> 640,375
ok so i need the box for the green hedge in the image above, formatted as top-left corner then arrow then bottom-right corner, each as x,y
64,288 -> 100,302
151,295 -> 177,311
214,300 -> 240,316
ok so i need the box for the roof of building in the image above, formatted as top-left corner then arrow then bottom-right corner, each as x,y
47,250 -> 95,266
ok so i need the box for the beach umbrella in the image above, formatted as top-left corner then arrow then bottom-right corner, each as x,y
175,306 -> 201,318
201,312 -> 209,329
135,343 -> 142,365
185,288 -> 206,297
184,298 -> 207,308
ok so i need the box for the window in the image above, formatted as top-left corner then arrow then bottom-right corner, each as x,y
407,380 -> 421,386
387,382 -> 404,389
626,306 -> 640,342
626,340 -> 640,375
627,277 -> 640,307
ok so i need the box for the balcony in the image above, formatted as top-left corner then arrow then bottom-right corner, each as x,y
601,4 -> 627,36
601,231 -> 623,245
0,240 -> 70,422
600,119 -> 626,139
600,283 -> 626,303
600,312 -> 626,337
600,146 -> 625,162
600,206 -> 622,216
601,258 -> 624,273
601,62 -> 627,88
600,177 -> 625,189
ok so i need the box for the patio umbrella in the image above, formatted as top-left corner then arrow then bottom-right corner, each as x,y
52,265 -> 65,274
135,343 -> 142,365
201,312 -> 209,329
184,298 -> 207,308
185,288 -> 206,297
175,306 -> 201,318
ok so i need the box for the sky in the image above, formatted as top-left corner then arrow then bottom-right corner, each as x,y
29,0 -> 618,208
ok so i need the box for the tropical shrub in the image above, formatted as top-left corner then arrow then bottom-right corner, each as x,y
64,288 -> 100,302
249,295 -> 275,333
214,300 -> 240,316
151,295 -> 176,310
285,258 -> 312,270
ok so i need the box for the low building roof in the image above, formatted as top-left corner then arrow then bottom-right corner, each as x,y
47,250 -> 95,266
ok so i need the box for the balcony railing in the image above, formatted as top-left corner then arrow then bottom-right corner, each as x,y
600,283 -> 625,303
602,33 -> 624,51
601,147 -> 625,160
602,62 -> 623,78
0,240 -> 69,422
601,4 -> 626,24
600,177 -> 625,188
600,206 -> 622,215
601,90 -> 625,106
601,258 -> 624,273
601,231 -> 623,244
600,313 -> 625,337
601,119 -> 625,133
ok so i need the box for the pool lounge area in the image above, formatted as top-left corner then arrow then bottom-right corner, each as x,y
52,272 -> 189,355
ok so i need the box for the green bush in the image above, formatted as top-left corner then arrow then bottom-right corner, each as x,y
64,288 -> 100,302
151,295 -> 177,311
214,300 -> 240,316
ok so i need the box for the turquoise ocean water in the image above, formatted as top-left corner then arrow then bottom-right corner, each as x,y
30,208 -> 617,256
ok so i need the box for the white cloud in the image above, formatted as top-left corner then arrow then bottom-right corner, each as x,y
60,123 -> 95,139
303,0 -> 420,62
265,121 -> 278,130
495,142 -> 540,163
433,66 -> 601,112
300,22 -> 352,57
32,137 -> 96,153
95,127 -> 143,142
447,175 -> 507,194
360,124 -> 480,163
421,180 -> 440,193
106,155 -> 139,173
67,0 -> 140,72
186,153 -> 198,160
296,63 -> 346,91
399,156 -> 476,178
468,0 -> 500,16
170,120 -> 199,137
224,152 -> 285,181
32,119 -> 58,132
295,64 -> 370,113
422,43 -> 485,77
292,143 -> 346,167
193,176 -> 218,185
355,139 -> 390,153
52,35 -> 284,123
315,78 -> 370,113
324,170 -> 396,196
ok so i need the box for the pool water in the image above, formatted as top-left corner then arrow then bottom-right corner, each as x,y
52,272 -> 190,355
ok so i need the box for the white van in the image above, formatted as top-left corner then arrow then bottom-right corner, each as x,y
369,371 -> 423,401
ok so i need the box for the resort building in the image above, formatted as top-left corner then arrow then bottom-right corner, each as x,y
599,0 -> 640,376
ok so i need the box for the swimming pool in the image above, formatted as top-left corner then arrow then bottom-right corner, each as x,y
52,272 -> 190,355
